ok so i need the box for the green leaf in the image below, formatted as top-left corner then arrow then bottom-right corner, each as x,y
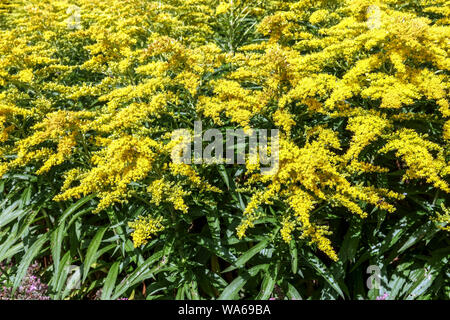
145,282 -> 168,297
12,234 -> 48,295
0,201 -> 29,228
289,240 -> 298,274
387,272 -> 407,300
62,263 -> 81,299
193,235 -> 236,263
339,218 -> 362,262
302,248 -> 345,299
397,221 -> 439,254
379,216 -> 415,254
50,222 -> 66,286
111,250 -> 164,299
101,261 -> 120,300
176,286 -> 185,300
405,250 -> 448,299
20,185 -> 32,208
217,165 -> 230,190
207,211 -> 221,244
0,225 -> 21,262
82,227 -> 107,282
0,242 -> 23,261
218,264 -> 269,300
58,195 -> 96,225
0,207 -> 39,263
189,279 -> 200,300
222,239 -> 269,273
256,266 -> 277,300
285,282 -> 302,300
95,243 -> 116,259
52,252 -> 73,299
66,207 -> 95,228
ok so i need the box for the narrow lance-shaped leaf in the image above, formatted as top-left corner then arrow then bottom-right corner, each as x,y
12,234 -> 48,295
82,227 -> 107,282
222,239 -> 269,273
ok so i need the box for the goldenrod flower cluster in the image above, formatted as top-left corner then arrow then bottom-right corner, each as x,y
1,0 -> 448,257
128,216 -> 165,247
433,203 -> 450,232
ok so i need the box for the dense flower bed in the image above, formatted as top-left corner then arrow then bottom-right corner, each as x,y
0,0 -> 449,300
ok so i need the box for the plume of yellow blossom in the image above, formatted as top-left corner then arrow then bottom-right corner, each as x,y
128,216 -> 165,247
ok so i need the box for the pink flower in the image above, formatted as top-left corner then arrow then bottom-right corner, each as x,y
376,293 -> 389,300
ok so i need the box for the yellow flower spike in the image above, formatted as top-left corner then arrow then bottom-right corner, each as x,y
128,216 -> 165,248
1,0 -> 449,262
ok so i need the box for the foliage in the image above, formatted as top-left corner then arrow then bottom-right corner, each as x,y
0,0 -> 449,300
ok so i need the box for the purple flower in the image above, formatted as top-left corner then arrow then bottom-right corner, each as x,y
376,293 -> 389,300
0,261 -> 50,300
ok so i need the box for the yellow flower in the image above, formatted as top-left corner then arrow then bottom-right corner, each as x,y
128,216 -> 164,247
309,9 -> 329,24
216,1 -> 232,16
1,0 -> 449,261
16,69 -> 34,82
